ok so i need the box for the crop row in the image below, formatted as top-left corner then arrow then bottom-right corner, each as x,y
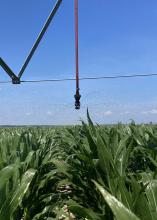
0,114 -> 157,219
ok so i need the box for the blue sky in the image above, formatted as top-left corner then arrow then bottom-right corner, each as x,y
1,0 -> 157,125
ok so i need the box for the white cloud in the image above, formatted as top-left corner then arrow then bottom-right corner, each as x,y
47,111 -> 53,116
26,112 -> 32,116
150,109 -> 157,114
141,111 -> 148,115
120,111 -> 131,115
141,109 -> 157,115
104,110 -> 112,116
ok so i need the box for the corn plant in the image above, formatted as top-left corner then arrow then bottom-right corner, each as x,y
0,116 -> 157,219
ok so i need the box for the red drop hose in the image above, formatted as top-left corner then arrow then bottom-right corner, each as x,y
74,0 -> 81,109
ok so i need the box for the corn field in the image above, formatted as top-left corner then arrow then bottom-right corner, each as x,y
0,113 -> 157,220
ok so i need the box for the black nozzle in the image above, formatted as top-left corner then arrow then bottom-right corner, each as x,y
74,90 -> 81,110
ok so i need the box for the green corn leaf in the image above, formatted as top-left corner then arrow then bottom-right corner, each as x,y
93,181 -> 140,220
96,134 -> 114,176
0,165 -> 19,190
141,173 -> 157,220
68,200 -> 101,220
10,169 -> 36,213
0,169 -> 36,220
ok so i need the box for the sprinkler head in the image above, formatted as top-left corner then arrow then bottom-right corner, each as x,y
74,90 -> 81,110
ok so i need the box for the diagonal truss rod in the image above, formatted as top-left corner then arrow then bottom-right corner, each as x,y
0,0 -> 62,83
18,0 -> 63,78
0,58 -> 19,83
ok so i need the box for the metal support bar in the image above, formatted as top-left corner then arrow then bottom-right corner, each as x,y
0,57 -> 20,84
18,0 -> 63,79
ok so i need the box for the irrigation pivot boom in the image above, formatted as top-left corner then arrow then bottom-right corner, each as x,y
0,0 -> 81,109
0,0 -> 63,84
